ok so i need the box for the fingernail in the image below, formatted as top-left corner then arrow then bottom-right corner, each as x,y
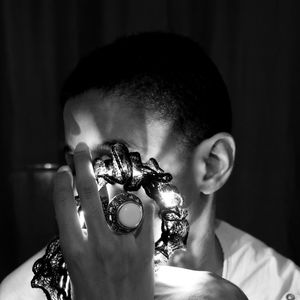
57,165 -> 72,173
74,142 -> 90,153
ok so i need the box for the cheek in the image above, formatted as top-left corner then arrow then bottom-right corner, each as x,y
158,154 -> 185,179
170,163 -> 196,208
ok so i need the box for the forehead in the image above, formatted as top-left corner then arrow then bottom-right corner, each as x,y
63,90 -> 179,160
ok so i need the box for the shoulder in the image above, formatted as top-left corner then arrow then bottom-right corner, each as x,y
216,220 -> 300,299
155,266 -> 248,300
0,249 -> 46,300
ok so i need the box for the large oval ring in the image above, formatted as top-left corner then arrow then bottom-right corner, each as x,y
106,192 -> 144,234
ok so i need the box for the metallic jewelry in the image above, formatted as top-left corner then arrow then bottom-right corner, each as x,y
88,142 -> 189,266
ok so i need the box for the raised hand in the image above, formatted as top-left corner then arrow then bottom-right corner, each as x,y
53,143 -> 154,300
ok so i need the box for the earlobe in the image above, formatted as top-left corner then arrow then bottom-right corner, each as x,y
193,133 -> 236,195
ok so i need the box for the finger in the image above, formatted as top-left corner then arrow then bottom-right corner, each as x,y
73,143 -> 110,237
53,166 -> 83,248
136,202 -> 154,255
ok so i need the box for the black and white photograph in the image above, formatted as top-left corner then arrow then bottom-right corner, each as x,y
0,1 -> 299,299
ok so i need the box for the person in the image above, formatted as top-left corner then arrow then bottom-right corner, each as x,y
0,32 -> 299,300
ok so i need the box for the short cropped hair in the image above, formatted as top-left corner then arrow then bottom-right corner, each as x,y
61,32 -> 232,148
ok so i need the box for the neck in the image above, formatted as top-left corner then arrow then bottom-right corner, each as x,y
168,193 -> 223,276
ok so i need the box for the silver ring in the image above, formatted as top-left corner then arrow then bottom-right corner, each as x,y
106,192 -> 144,234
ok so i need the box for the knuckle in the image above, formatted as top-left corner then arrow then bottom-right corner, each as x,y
53,176 -> 72,201
74,148 -> 88,158
86,206 -> 102,220
77,180 -> 97,199
82,185 -> 96,198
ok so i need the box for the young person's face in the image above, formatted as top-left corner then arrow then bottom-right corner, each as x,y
63,90 -> 197,238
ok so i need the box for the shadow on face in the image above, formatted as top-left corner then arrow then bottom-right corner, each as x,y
63,90 -> 188,177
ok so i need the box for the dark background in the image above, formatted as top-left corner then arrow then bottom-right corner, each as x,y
1,0 -> 299,282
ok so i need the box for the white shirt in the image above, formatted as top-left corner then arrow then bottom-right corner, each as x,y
155,220 -> 300,300
1,220 -> 299,299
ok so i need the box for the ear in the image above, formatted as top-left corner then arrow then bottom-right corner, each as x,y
193,133 -> 236,195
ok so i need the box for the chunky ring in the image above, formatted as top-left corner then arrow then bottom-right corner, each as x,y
93,143 -> 189,263
106,192 -> 144,234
